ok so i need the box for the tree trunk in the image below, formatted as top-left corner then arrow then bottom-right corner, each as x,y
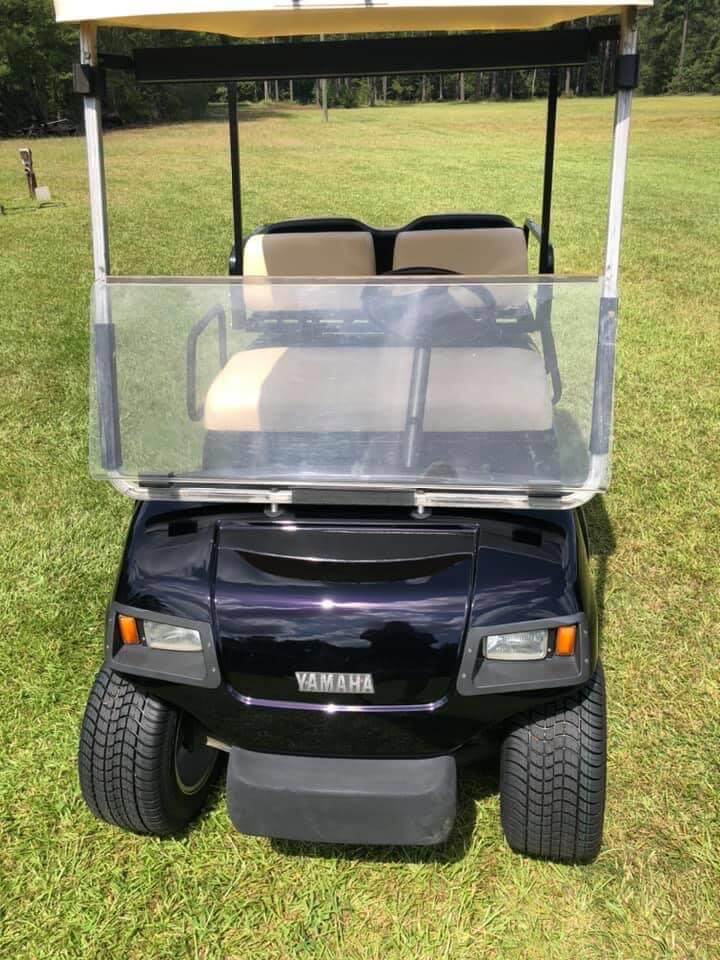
600,40 -> 609,95
320,33 -> 328,121
509,71 -> 514,101
531,68 -> 537,98
459,72 -> 465,102
490,71 -> 498,100
421,75 -> 428,102
580,17 -> 590,95
382,76 -> 388,103
439,74 -> 444,101
368,77 -> 376,106
564,68 -> 572,97
321,79 -> 328,121
289,80 -> 294,103
679,0 -> 690,74
264,80 -> 271,101
274,79 -> 280,101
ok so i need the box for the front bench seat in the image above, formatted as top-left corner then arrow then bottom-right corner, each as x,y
203,223 -> 552,439
204,346 -> 552,434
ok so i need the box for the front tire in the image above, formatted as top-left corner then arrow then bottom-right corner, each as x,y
78,668 -> 219,835
499,664 -> 606,864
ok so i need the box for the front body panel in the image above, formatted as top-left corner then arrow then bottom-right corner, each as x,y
215,525 -> 476,707
112,500 -> 597,757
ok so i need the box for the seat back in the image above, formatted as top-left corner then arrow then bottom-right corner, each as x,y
244,230 -> 376,277
392,227 -> 528,276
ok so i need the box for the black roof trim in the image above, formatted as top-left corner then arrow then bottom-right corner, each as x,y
133,27 -> 619,85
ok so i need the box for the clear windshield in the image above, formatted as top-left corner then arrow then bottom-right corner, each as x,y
90,276 -> 613,507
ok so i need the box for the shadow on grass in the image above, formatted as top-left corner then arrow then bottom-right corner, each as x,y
193,104 -> 297,125
1,200 -> 66,214
583,494 -> 617,631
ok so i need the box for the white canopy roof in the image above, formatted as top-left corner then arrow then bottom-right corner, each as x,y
54,0 -> 650,38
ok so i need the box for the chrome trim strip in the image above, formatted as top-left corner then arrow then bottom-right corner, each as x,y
108,475 -> 595,510
230,690 -> 448,714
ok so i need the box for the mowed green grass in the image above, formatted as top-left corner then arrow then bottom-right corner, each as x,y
1,96 -> 719,959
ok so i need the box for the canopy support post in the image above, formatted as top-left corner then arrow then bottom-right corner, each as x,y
80,23 -> 121,471
603,7 -> 638,301
227,82 -> 243,275
539,69 -> 558,274
590,7 -> 638,463
80,23 -> 110,281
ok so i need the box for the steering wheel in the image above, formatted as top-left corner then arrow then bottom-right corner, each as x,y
360,266 -> 498,341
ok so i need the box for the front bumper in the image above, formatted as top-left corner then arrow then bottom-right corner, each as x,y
226,747 -> 456,845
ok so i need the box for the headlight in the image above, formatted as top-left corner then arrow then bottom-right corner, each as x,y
143,621 -> 202,653
484,629 -> 548,661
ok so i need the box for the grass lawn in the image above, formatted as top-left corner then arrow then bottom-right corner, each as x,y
1,95 -> 719,959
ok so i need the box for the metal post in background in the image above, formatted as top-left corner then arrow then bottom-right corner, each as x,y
539,69 -> 558,274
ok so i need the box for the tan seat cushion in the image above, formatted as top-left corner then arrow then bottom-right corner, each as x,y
242,230 -> 376,313
393,227 -> 529,311
393,227 -> 528,275
204,346 -> 552,434
244,231 -> 376,276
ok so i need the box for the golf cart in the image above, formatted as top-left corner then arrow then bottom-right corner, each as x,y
57,0 -> 645,862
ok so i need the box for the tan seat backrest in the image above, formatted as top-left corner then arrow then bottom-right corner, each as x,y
392,227 -> 528,275
244,230 -> 376,276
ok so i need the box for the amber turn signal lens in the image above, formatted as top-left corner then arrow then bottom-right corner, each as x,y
118,614 -> 140,645
555,625 -> 577,657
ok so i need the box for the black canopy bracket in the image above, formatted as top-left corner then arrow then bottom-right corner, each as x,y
73,62 -> 106,98
132,27 -> 619,85
614,53 -> 640,90
98,53 -> 135,71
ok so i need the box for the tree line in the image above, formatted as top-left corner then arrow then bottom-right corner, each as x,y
1,0 -> 718,135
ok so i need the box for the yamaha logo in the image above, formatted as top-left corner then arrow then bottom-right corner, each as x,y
295,672 -> 375,695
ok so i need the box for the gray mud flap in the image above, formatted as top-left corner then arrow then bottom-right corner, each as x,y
227,748 -> 457,846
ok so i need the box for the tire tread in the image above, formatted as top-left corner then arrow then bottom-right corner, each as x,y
499,664 -> 606,864
78,667 -> 214,836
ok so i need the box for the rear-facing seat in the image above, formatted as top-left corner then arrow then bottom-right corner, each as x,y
244,228 -> 375,277
393,226 -> 528,276
393,224 -> 529,311
204,218 -> 552,438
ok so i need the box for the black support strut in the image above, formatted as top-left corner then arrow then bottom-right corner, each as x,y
539,69 -> 558,275
227,82 -> 243,275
